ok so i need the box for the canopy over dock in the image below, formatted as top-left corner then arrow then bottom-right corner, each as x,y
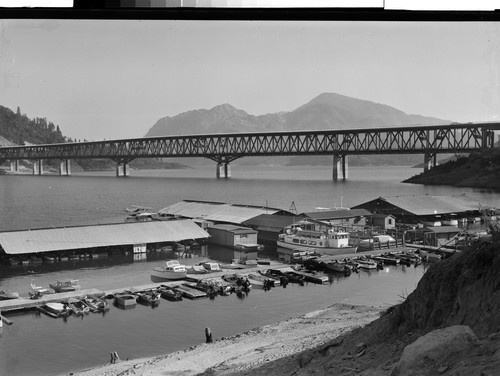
0,219 -> 209,255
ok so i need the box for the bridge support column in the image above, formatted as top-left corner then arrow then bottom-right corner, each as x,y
10,160 -> 19,172
332,154 -> 348,181
216,163 -> 231,178
33,160 -> 43,175
424,153 -> 436,172
59,159 -> 71,176
116,162 -> 129,177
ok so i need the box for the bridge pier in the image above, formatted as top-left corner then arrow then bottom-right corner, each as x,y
116,162 -> 129,177
32,160 -> 43,175
333,154 -> 348,181
10,160 -> 19,173
424,153 -> 437,172
216,163 -> 231,178
59,159 -> 71,176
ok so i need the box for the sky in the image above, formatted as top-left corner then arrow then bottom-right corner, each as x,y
1,19 -> 499,141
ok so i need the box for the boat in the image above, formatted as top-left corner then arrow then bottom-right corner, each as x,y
29,282 -> 56,299
265,269 -> 305,285
201,262 -> 222,273
259,269 -> 289,287
151,260 -> 187,282
418,249 -> 443,262
277,222 -> 358,256
185,265 -> 208,275
221,273 -> 252,290
67,298 -> 90,316
234,243 -> 264,252
83,295 -> 110,313
159,286 -> 183,301
136,290 -> 161,306
114,293 -> 137,309
43,302 -> 70,316
0,291 -> 20,300
49,279 -> 81,293
355,258 -> 379,270
372,255 -> 401,265
321,261 -> 351,275
247,272 -> 280,287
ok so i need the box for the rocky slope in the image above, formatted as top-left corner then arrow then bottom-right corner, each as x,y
404,148 -> 500,188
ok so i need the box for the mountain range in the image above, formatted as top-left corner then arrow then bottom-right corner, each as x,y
146,92 -> 450,166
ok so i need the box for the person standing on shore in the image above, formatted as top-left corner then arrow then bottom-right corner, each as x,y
205,327 -> 213,343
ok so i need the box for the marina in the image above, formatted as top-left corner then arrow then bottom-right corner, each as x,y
0,166 -> 497,376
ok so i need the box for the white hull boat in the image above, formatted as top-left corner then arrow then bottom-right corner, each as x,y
151,260 -> 187,282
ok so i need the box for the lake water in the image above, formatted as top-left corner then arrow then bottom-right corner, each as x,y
0,165 -> 498,376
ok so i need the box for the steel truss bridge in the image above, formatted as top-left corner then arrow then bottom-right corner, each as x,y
1,122 -> 499,180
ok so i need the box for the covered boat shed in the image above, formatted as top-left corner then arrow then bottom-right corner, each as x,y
300,208 -> 372,229
0,219 -> 210,258
242,214 -> 298,245
352,195 -> 484,223
157,200 -> 294,225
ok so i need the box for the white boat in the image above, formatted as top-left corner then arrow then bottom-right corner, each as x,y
49,279 -> 81,293
277,221 -> 358,256
355,258 -> 378,270
151,260 -> 187,282
201,262 -> 222,272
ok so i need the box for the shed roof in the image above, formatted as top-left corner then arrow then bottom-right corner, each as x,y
242,214 -> 298,231
0,220 -> 209,255
354,195 -> 483,216
421,226 -> 462,234
301,208 -> 372,220
208,224 -> 257,235
158,200 -> 287,224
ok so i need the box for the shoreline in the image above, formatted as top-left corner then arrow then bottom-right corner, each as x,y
71,303 -> 384,376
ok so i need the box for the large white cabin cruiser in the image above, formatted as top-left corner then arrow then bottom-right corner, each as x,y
277,221 -> 357,256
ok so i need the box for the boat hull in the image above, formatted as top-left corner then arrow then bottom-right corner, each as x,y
151,267 -> 187,282
277,241 -> 358,256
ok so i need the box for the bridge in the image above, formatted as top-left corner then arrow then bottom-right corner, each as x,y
1,122 -> 499,180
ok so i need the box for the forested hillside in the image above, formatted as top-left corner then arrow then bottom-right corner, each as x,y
0,105 -> 69,146
0,105 -> 185,172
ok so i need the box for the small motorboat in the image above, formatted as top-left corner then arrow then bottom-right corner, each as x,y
185,265 -> 208,275
201,262 -> 222,273
40,302 -> 71,318
49,279 -> 81,293
221,274 -> 252,290
321,261 -> 351,276
114,293 -> 137,309
67,298 -> 90,316
151,260 -> 187,282
159,286 -> 183,301
83,295 -> 110,313
355,258 -> 378,270
136,290 -> 161,306
0,290 -> 20,300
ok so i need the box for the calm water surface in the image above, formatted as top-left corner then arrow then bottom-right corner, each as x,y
0,165 -> 498,376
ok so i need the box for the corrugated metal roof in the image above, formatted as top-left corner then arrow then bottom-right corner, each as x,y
382,195 -> 482,216
0,220 -> 209,255
421,226 -> 462,233
243,214 -> 298,228
302,208 -> 372,220
208,224 -> 257,235
158,200 -> 283,224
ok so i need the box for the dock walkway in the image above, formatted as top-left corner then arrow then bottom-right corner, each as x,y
0,249 -> 412,314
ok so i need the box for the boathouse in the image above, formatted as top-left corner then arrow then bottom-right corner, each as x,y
300,208 -> 372,230
206,224 -> 260,260
411,226 -> 462,247
370,214 -> 397,230
242,214 -> 298,245
156,200 -> 294,226
0,220 -> 210,263
352,195 -> 484,226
